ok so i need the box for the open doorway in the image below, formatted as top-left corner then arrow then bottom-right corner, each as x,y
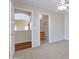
40,14 -> 49,45
14,9 -> 32,51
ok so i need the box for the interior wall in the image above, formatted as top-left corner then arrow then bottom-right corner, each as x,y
50,14 -> 64,42
64,13 -> 69,40
15,30 -> 32,43
15,20 -> 27,30
13,2 -> 64,47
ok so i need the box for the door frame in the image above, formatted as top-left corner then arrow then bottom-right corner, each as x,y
39,13 -> 50,44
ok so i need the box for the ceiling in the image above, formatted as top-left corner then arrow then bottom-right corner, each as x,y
13,0 -> 69,12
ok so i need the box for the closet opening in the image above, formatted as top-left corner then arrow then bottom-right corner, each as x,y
40,14 -> 49,45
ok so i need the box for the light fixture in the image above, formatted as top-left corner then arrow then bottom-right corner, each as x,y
40,15 -> 42,20
40,15 -> 42,18
57,0 -> 69,11
57,5 -> 67,10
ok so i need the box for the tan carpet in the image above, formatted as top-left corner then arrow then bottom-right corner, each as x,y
14,40 -> 69,59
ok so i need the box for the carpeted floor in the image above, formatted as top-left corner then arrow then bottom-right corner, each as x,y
14,40 -> 69,59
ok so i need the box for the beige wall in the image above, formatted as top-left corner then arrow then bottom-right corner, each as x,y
15,20 -> 28,30
15,30 -> 32,43
50,14 -> 64,42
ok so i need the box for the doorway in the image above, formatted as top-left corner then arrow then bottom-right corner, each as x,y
14,9 -> 32,51
40,14 -> 49,45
